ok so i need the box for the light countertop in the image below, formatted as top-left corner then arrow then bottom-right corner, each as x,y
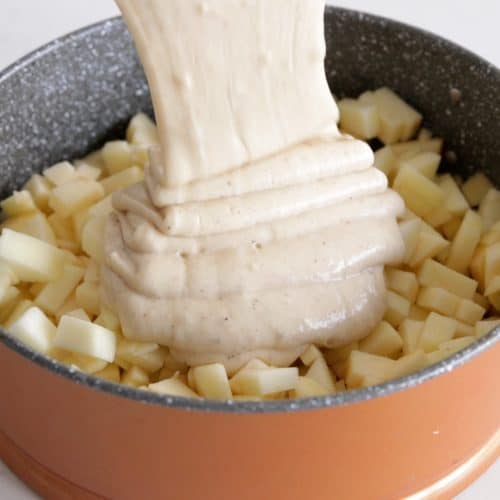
0,1 -> 498,498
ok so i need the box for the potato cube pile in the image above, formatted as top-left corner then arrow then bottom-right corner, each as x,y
0,89 -> 499,401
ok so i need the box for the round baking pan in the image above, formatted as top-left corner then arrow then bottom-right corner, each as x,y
0,7 -> 499,500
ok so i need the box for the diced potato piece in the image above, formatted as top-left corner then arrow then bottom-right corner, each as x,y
88,195 -> 113,218
462,173 -> 494,207
122,366 -> 150,387
300,345 -> 322,366
48,213 -> 75,242
83,260 -> 100,284
398,218 -> 422,264
43,161 -> 78,186
479,189 -> 500,232
424,205 -> 453,228
338,98 -> 379,139
385,268 -> 418,302
409,304 -> 428,321
418,128 -> 432,141
455,299 -> 485,325
148,376 -> 199,398
418,259 -> 477,300
0,286 -> 21,323
361,88 -> 422,143
473,292 -> 490,310
399,319 -> 424,355
158,365 -> 177,382
1,190 -> 37,217
392,350 -> 427,378
359,321 -> 403,358
488,291 -> 500,311
416,287 -> 460,316
399,152 -> 440,179
484,243 -> 500,289
442,216 -> 463,240
481,228 -> 500,246
126,113 -> 159,146
72,207 -> 90,244
446,210 -> 482,273
3,212 -> 57,246
485,276 -> 500,297
475,319 -> 500,337
64,353 -> 108,374
75,163 -> 102,181
94,308 -> 120,332
192,363 -> 232,400
49,179 -> 104,218
428,337 -> 475,364
34,264 -> 84,315
408,231 -> 449,268
0,261 -> 19,286
418,312 -> 456,352
383,291 -> 411,328
323,342 -> 359,365
81,216 -> 107,263
100,166 -> 144,195
374,147 -> 397,178
393,167 -> 445,218
345,350 -> 396,388
54,292 -> 78,321
54,315 -> 116,362
305,356 -> 335,393
230,367 -> 298,396
292,376 -> 329,398
66,308 -> 91,321
9,306 -> 56,354
0,229 -> 65,282
94,364 -> 120,383
116,338 -> 167,373
75,281 -> 101,316
470,246 -> 486,290
3,299 -> 34,329
438,174 -> 469,216
24,174 -> 52,212
390,138 -> 443,157
102,141 -> 133,175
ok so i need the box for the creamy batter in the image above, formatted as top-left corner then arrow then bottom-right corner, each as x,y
104,0 -> 405,373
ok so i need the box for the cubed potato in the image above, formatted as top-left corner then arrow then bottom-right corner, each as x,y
455,299 -> 485,325
338,98 -> 379,139
0,286 -> 21,323
100,166 -> 144,195
0,229 -> 66,282
192,363 -> 232,400
88,195 -> 113,218
75,163 -> 102,181
75,281 -> 101,316
409,304 -> 428,321
102,141 -> 133,175
488,291 -> 500,311
385,268 -> 419,302
485,276 -> 500,297
484,242 -> 500,289
24,174 -> 52,212
54,315 -> 116,362
473,292 -> 490,310
427,337 -> 475,365
416,287 -> 460,317
300,345 -> 322,366
417,259 -> 477,300
392,350 -> 427,378
158,366 -> 177,382
54,292 -> 78,321
345,350 -> 396,388
393,167 -> 445,218
81,216 -> 107,263
43,161 -> 77,186
94,364 -> 120,383
1,190 -> 37,217
323,342 -> 359,365
479,189 -> 500,232
34,264 -> 84,315
481,227 -> 500,247
383,291 -> 411,328
116,338 -> 167,373
66,308 -> 91,321
229,366 -> 298,396
361,87 -> 422,143
470,246 -> 486,290
399,152 -> 441,179
359,321 -> 403,358
454,320 -> 475,338
374,147 -> 397,178
438,174 -> 469,216
408,231 -> 449,268
47,213 -> 75,243
8,306 -> 56,354
72,207 -> 90,244
390,138 -> 443,157
64,353 -> 108,374
475,319 -> 500,337
399,218 -> 422,264
462,173 -> 494,207
418,312 -> 457,352
122,366 -> 150,387
446,210 -> 482,273
292,376 -> 329,398
126,113 -> 159,146
305,356 -> 336,393
424,205 -> 453,228
3,212 -> 57,246
3,299 -> 34,329
49,179 -> 104,218
94,308 -> 120,332
441,216 -> 463,240
148,376 -> 199,398
418,128 -> 432,141
399,319 -> 424,355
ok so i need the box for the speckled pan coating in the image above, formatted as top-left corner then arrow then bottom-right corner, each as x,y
0,8 -> 499,413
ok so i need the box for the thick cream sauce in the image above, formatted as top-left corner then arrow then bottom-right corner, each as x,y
104,0 -> 405,373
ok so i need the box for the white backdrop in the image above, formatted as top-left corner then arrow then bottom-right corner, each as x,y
0,1 -> 499,499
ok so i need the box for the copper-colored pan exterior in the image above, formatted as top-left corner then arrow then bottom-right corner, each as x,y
0,8 -> 499,499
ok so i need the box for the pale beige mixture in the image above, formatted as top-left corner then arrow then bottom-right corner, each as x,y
104,0 -> 405,373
